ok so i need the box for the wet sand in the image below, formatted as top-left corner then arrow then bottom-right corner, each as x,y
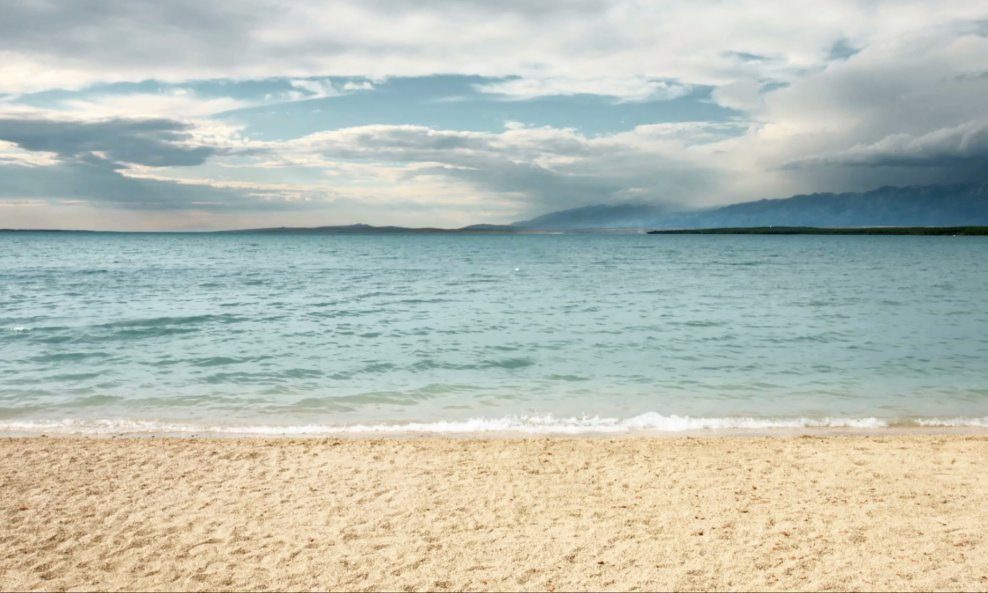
2,435 -> 987,591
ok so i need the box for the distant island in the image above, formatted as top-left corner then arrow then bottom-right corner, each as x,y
648,226 -> 988,236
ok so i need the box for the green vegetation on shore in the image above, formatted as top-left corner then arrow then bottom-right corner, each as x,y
647,226 -> 988,236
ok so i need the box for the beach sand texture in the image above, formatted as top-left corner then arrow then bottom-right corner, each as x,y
2,435 -> 987,591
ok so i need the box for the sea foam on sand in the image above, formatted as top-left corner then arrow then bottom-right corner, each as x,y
2,413 -> 988,436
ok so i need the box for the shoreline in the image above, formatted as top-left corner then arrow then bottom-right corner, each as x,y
2,415 -> 987,439
3,434 -> 987,591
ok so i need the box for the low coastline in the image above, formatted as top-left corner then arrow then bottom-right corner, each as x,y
3,434 -> 986,591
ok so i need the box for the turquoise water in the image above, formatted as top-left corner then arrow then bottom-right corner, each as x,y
1,232 -> 987,434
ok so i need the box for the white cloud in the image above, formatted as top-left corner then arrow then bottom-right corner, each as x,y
710,79 -> 765,112
2,1 -> 988,229
699,24 -> 988,194
0,140 -> 61,167
240,121 -> 731,215
342,80 -> 375,91
1,0 -> 985,100
288,79 -> 341,99
59,90 -> 250,118
475,77 -> 690,102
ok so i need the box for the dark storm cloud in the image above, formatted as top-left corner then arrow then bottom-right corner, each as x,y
0,115 -> 284,212
0,117 -> 215,168
787,121 -> 988,169
0,116 -> 289,212
777,121 -> 988,194
0,160 -> 297,212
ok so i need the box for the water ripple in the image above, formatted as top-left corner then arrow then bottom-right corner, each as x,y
0,232 -> 986,428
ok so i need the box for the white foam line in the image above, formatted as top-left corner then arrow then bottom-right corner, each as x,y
2,413 -> 988,436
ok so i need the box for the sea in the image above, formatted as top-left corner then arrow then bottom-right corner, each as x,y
1,231 -> 987,435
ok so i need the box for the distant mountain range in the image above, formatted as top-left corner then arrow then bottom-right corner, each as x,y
221,222 -> 527,234
7,183 -> 987,235
214,182 -> 988,234
512,203 -> 672,230
511,183 -> 988,230
6,183 -> 987,235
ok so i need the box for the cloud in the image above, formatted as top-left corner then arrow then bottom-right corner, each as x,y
266,122 -> 728,213
710,79 -> 766,112
0,116 -> 217,168
58,89 -> 250,118
286,79 -> 342,100
791,120 -> 988,168
0,159 -> 303,213
2,0 -> 986,100
700,23 -> 988,196
474,77 -> 691,102
0,114 -> 295,216
342,81 -> 375,91
2,2 -> 988,229
5,78 -> 380,123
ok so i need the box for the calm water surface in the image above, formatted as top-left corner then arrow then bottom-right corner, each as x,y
1,232 -> 986,434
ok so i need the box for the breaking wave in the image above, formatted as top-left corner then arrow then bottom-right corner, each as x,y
2,413 -> 987,436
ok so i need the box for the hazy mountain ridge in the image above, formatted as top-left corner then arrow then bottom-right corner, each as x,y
512,204 -> 670,230
219,223 -> 527,234
512,183 -> 988,229
43,182 -> 984,234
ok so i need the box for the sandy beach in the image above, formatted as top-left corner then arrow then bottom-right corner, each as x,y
2,435 -> 987,592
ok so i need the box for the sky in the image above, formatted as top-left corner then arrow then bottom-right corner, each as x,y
1,1 -> 987,230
